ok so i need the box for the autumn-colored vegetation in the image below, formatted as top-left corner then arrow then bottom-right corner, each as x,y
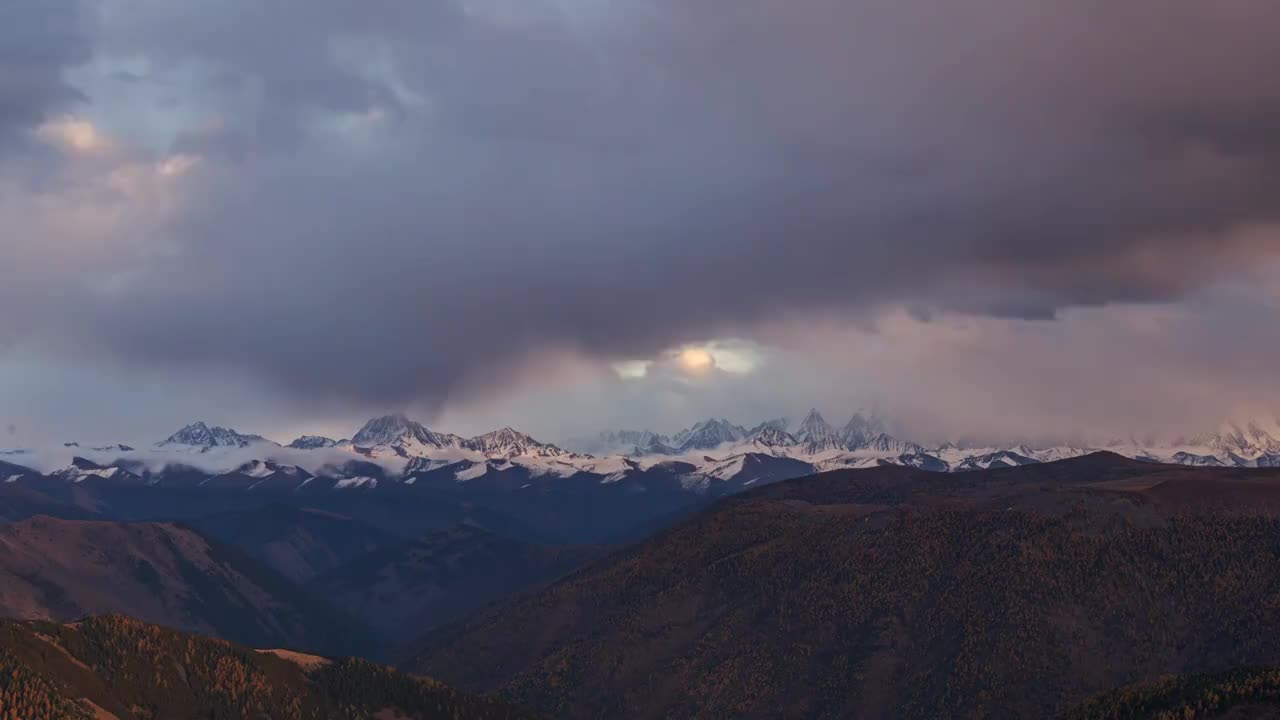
1066,666 -> 1280,719
0,615 -> 536,720
0,650 -> 93,720
410,457 -> 1280,719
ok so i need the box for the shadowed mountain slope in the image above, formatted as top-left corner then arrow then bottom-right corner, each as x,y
408,454 -> 1280,719
0,516 -> 373,657
188,504 -> 402,584
312,525 -> 605,641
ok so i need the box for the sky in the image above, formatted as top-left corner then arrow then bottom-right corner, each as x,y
3,0 -> 1280,447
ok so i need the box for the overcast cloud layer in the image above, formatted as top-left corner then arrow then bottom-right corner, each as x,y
3,0 -> 1280,444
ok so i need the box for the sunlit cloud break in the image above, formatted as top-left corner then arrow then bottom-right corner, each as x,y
2,0 -> 1280,445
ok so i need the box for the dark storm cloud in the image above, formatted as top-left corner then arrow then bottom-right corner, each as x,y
9,0 -> 1280,414
0,0 -> 92,152
98,0 -> 463,143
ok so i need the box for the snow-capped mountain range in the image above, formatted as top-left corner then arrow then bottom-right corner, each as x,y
4,411 -> 1280,494
564,411 -> 1280,476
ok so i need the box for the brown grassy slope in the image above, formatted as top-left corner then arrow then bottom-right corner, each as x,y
0,515 -> 373,657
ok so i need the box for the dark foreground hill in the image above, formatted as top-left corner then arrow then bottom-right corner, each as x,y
0,516 -> 372,657
408,454 -> 1280,719
0,614 -> 535,720
1066,665 -> 1280,719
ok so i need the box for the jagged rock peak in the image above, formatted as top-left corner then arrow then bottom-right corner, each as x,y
796,409 -> 843,453
749,427 -> 799,448
798,409 -> 832,434
749,418 -> 790,435
288,435 -> 341,450
351,414 -> 461,450
463,427 -> 569,458
842,410 -> 887,448
353,414 -> 425,446
160,422 -> 268,449
631,435 -> 679,457
677,418 -> 747,451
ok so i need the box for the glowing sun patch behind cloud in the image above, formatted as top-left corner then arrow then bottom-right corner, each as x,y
611,340 -> 763,382
676,347 -> 716,373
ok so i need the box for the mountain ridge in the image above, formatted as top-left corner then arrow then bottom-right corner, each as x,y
159,421 -> 272,450
406,455 -> 1280,719
0,515 -> 374,657
12,412 -> 1280,517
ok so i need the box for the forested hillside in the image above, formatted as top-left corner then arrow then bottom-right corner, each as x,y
0,615 -> 535,720
410,456 -> 1280,719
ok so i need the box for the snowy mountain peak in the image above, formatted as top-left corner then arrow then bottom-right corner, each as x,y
796,409 -> 843,453
798,409 -> 830,434
229,459 -> 308,479
631,435 -> 678,457
463,427 -> 570,459
287,435 -> 341,450
1230,420 -> 1280,454
748,427 -> 799,448
1183,419 -> 1280,458
1172,451 -> 1227,467
350,414 -> 462,453
676,418 -> 747,452
159,422 -> 270,450
748,418 -> 790,435
842,411 -> 887,448
352,414 -> 422,446
862,432 -> 923,454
